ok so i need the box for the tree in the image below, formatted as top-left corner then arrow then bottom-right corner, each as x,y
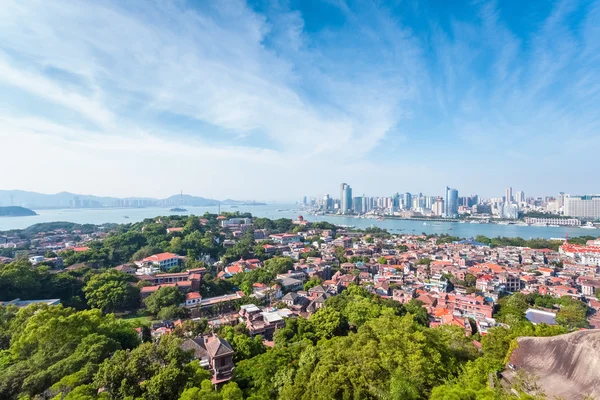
264,257 -> 293,274
303,277 -> 322,291
377,256 -> 388,265
0,305 -> 138,399
497,293 -> 529,323
94,334 -> 203,399
309,307 -> 348,340
464,273 -> 477,287
144,286 -> 185,315
221,382 -> 243,400
157,305 -> 190,320
556,297 -> 589,329
596,288 -> 600,301
83,270 -> 140,313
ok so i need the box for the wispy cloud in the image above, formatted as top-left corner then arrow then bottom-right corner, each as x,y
0,0 -> 599,199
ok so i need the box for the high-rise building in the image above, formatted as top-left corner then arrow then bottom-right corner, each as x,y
444,187 -> 458,217
564,195 -> 600,219
468,195 -> 479,207
515,191 -> 525,203
302,196 -> 307,205
323,194 -> 330,210
404,193 -> 412,210
557,192 -> 565,208
505,187 -> 513,203
432,197 -> 444,216
352,196 -> 362,214
425,196 -> 434,209
340,183 -> 353,214
392,193 -> 401,209
500,203 -> 519,219
362,196 -> 369,214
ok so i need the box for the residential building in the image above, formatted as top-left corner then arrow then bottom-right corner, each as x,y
564,195 -> 600,219
136,252 -> 180,271
181,335 -> 235,384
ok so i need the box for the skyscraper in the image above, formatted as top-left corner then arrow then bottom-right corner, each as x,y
323,194 -> 330,210
515,191 -> 525,203
505,187 -> 513,203
404,192 -> 412,210
353,196 -> 362,214
444,187 -> 458,217
340,183 -> 352,214
432,197 -> 444,216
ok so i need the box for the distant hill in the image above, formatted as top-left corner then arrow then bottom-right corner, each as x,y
0,190 -> 266,209
0,206 -> 37,217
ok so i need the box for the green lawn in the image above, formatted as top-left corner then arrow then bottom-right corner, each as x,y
119,312 -> 154,327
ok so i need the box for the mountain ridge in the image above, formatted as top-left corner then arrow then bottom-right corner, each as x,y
0,190 -> 266,209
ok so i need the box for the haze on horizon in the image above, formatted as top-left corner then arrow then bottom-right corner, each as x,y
1,0 -> 599,201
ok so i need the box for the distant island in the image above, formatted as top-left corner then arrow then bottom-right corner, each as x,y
0,190 -> 267,209
0,206 -> 37,217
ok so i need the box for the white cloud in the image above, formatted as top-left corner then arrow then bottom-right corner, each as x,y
0,0 -> 599,200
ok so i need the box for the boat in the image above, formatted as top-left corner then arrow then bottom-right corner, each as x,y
169,207 -> 187,212
423,222 -> 427,226
548,224 -> 560,227
581,223 -> 597,229
448,227 -> 453,230
124,216 -> 129,219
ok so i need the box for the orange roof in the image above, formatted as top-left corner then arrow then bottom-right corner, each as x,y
73,246 -> 89,252
143,252 -> 178,262
186,292 -> 201,300
433,307 -> 452,317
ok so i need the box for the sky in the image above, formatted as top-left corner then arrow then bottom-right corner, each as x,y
1,0 -> 599,201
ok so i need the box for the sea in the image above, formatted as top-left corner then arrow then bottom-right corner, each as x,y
0,204 -> 595,240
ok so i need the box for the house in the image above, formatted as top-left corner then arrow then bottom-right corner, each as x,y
140,281 -> 192,299
306,293 -> 329,313
185,292 -> 202,307
278,277 -> 303,292
181,335 -> 235,384
281,292 -> 299,307
136,252 -> 180,271
113,264 -> 137,275
239,304 -> 286,338
269,233 -> 301,245
581,279 -> 600,297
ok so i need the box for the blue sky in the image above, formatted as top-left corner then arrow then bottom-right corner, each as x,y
0,0 -> 599,201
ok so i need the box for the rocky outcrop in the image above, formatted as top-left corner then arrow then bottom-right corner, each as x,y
509,330 -> 600,399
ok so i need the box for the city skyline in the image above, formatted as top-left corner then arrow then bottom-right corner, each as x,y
1,1 -> 600,200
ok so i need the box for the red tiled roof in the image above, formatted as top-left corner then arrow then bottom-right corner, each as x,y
142,252 -> 178,262
186,292 -> 201,300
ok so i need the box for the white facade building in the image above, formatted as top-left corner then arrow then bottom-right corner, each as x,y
564,195 -> 600,219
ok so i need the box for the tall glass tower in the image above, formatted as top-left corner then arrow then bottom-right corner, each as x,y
444,186 -> 459,218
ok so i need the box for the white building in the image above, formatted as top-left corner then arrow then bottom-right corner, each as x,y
136,252 -> 180,270
28,255 -> 44,265
524,217 -> 581,226
564,195 -> 600,219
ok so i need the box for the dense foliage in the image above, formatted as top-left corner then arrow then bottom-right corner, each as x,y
0,215 -> 590,399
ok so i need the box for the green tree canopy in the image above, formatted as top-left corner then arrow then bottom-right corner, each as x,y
144,286 -> 186,316
83,270 -> 140,313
